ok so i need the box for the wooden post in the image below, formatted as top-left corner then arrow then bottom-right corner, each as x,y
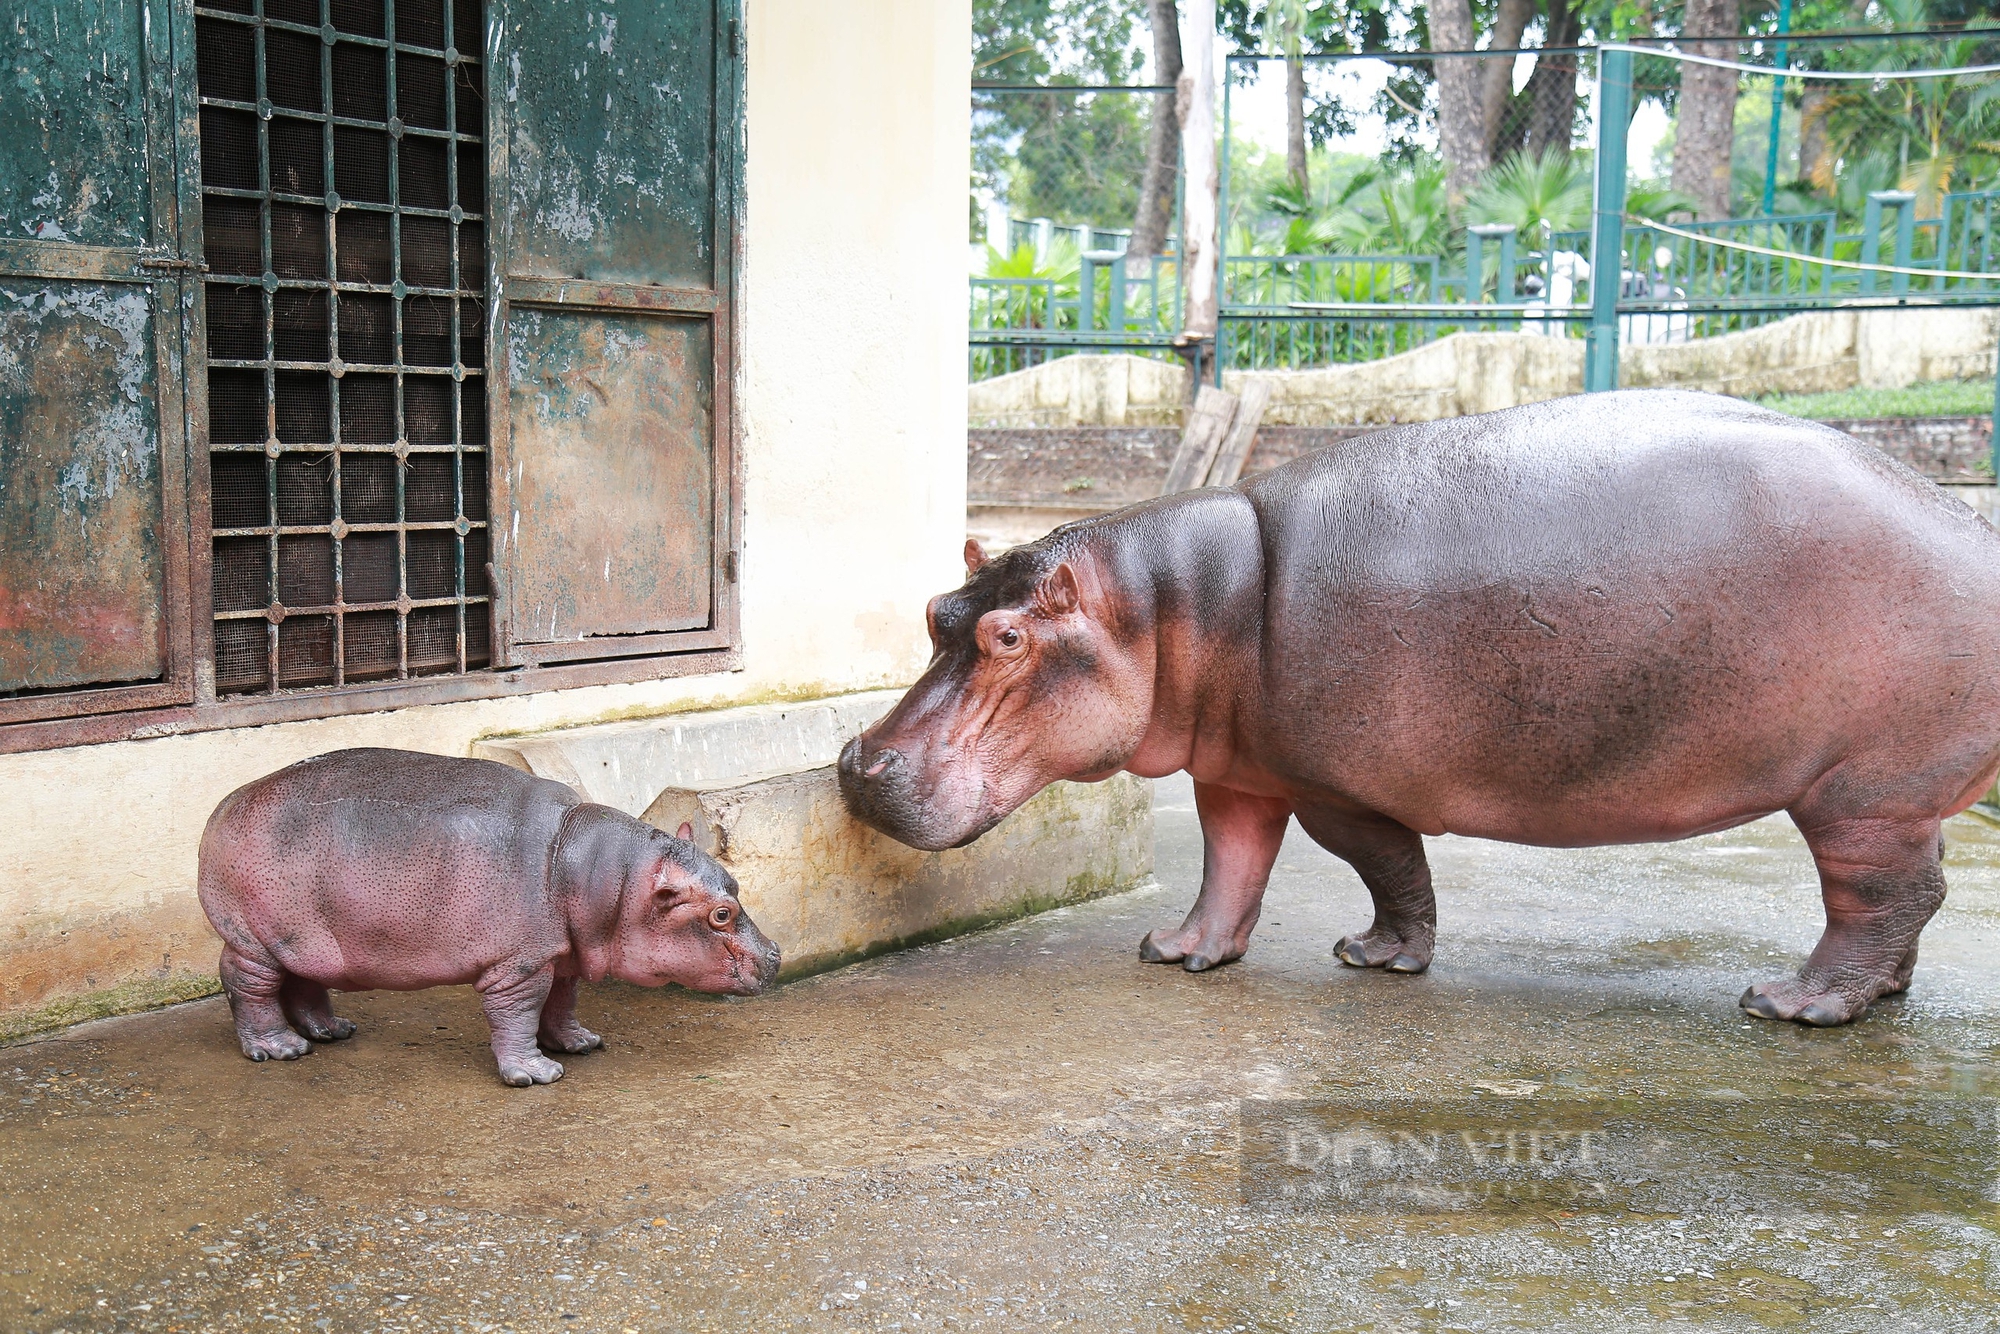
1161,386 -> 1237,494
1205,378 -> 1272,488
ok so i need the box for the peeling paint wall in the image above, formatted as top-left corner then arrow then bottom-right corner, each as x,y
1,0 -> 973,1031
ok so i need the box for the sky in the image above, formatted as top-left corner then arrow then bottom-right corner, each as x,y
1223,52 -> 1673,181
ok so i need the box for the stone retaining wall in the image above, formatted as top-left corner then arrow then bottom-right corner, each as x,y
968,309 -> 2000,430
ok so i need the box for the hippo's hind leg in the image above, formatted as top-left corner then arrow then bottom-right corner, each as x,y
1741,811 -> 1946,1027
218,945 -> 313,1062
535,975 -> 602,1054
279,975 -> 355,1043
1295,807 -> 1437,975
1140,782 -> 1291,972
479,962 -> 565,1086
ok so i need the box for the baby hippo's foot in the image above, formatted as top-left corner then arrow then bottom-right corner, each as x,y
1335,923 -> 1433,974
296,1014 -> 357,1042
537,1022 -> 602,1055
1138,921 -> 1248,973
497,1052 -> 565,1087
241,1028 -> 312,1061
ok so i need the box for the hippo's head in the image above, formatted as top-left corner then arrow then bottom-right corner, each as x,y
614,824 -> 781,995
839,537 -> 1153,850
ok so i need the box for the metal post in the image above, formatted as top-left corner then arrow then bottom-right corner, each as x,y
1217,53 -> 1233,387
1108,253 -> 1127,333
1891,192 -> 1916,296
1470,222 -> 1515,307
1083,249 -> 1124,334
1992,334 -> 1999,483
1860,192 -> 1886,295
1078,252 -> 1099,332
1586,47 -> 1632,393
1762,0 -> 1792,216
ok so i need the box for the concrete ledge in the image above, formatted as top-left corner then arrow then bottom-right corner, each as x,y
472,691 -> 904,816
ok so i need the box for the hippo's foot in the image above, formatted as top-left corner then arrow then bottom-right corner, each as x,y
1740,945 -> 1918,1027
537,1023 -> 602,1055
1335,924 -> 1432,974
294,1014 -> 355,1042
497,1053 -> 565,1087
241,1029 -> 312,1062
1137,924 -> 1245,973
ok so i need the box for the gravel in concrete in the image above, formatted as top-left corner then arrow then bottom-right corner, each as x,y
4,774 -> 1999,1332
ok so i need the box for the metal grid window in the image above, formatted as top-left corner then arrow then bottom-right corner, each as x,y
195,0 -> 489,695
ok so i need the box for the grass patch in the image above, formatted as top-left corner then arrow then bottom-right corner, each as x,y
1755,379 -> 1995,421
0,972 -> 221,1046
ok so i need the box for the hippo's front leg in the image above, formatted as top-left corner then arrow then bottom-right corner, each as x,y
1295,806 -> 1437,974
1140,781 -> 1292,971
536,975 -> 603,1054
478,962 -> 565,1086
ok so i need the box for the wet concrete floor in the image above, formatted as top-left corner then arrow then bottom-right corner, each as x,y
4,773 -> 2000,1333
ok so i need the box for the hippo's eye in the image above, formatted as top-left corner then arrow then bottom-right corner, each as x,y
997,628 -> 1022,650
707,904 -> 735,930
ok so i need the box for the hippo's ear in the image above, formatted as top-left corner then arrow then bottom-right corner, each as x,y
1034,562 -> 1080,616
676,821 -> 694,842
964,538 -> 989,575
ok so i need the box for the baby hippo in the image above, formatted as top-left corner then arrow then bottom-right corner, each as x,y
198,748 -> 781,1086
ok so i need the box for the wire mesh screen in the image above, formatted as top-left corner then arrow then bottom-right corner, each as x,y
196,0 -> 489,696
971,86 -> 1183,382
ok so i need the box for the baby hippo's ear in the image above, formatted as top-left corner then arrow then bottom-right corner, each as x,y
677,821 -> 694,842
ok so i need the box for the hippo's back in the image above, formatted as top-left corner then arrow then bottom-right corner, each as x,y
1239,390 -> 2000,843
199,749 -> 581,984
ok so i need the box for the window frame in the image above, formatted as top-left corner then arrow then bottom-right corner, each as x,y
0,0 -> 745,756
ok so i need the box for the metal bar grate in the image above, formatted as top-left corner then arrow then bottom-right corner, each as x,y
196,0 -> 488,695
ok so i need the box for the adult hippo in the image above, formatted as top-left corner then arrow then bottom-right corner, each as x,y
839,390 -> 2000,1027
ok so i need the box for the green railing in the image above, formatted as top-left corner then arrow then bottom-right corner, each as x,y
970,246 -> 1183,380
972,188 -> 2000,380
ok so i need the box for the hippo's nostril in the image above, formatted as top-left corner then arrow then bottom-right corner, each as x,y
864,756 -> 890,778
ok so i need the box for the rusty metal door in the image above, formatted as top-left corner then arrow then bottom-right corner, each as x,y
486,0 -> 740,665
0,0 -> 200,724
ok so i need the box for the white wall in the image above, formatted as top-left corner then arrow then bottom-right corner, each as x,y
0,0 -> 973,1027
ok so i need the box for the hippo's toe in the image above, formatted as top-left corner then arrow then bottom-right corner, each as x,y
497,1053 -> 565,1087
1336,927 -> 1433,974
537,1025 -> 602,1055
241,1030 -> 311,1062
1739,977 -> 1870,1027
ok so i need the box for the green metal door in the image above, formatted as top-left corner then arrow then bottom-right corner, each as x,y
487,0 -> 739,666
0,0 -> 201,722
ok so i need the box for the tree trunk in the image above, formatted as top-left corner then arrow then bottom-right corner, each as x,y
1429,0 -> 1488,202
1285,55 -> 1309,193
1130,0 -> 1184,263
1478,0 -> 1535,161
1797,82 -> 1829,191
1671,0 -> 1742,221
1180,0 -> 1219,338
1524,0 -> 1582,158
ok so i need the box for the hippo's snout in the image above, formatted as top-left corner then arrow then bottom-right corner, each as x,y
741,931 -> 783,994
838,735 -> 951,850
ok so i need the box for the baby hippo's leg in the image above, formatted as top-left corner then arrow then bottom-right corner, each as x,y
480,962 -> 565,1087
219,945 -> 312,1062
536,975 -> 602,1054
280,975 -> 355,1043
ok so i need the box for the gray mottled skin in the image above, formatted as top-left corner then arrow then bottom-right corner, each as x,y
841,392 -> 2000,1026
199,748 -> 781,1086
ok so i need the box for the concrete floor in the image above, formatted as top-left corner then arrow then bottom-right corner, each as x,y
5,774 -> 2000,1333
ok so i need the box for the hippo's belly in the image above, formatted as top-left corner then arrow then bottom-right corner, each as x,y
1243,393 -> 2000,845
200,751 -> 575,990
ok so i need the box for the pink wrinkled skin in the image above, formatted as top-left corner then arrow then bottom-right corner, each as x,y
199,748 -> 781,1086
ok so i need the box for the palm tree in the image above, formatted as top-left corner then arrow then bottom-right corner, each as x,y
1467,147 -> 1591,252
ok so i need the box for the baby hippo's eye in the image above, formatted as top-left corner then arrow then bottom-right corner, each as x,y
998,628 -> 1022,650
707,903 -> 735,930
